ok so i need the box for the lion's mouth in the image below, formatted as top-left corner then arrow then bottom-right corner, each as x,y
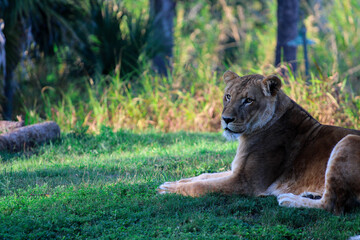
225,127 -> 243,134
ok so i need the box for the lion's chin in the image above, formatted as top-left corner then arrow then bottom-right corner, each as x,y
223,128 -> 242,141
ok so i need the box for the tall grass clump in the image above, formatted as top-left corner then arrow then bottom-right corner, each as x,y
24,66 -> 359,133
27,69 -> 224,133
282,71 -> 360,128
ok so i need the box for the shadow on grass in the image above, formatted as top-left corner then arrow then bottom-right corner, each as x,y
0,146 -> 236,197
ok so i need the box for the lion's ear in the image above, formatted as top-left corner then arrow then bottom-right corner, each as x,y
262,75 -> 282,96
223,70 -> 240,84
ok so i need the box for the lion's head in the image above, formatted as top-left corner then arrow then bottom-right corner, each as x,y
221,71 -> 282,140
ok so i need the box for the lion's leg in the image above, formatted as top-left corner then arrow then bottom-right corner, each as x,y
278,134 -> 360,214
319,134 -> 360,214
158,173 -> 239,197
177,171 -> 232,183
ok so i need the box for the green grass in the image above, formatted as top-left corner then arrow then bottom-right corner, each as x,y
1,129 -> 359,239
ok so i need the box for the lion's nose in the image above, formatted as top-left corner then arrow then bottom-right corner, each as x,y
222,117 -> 235,124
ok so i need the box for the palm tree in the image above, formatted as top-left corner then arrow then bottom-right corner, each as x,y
77,0 -> 154,77
0,0 -> 87,120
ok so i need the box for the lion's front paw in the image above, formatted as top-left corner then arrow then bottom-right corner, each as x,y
157,181 -> 201,196
278,193 -> 323,209
157,181 -> 179,194
178,177 -> 197,183
277,193 -> 299,208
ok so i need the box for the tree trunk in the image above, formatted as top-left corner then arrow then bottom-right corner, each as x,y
275,0 -> 299,73
150,0 -> 176,76
0,121 -> 60,152
3,66 -> 15,120
0,20 -> 5,88
1,17 -> 28,120
0,20 -> 7,119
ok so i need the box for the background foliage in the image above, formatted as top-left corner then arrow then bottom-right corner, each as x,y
1,0 -> 359,132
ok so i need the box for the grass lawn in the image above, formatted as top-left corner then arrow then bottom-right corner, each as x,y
0,128 -> 359,239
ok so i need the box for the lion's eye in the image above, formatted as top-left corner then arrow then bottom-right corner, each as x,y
243,98 -> 254,105
225,94 -> 231,102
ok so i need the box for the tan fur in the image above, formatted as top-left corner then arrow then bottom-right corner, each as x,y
158,71 -> 360,214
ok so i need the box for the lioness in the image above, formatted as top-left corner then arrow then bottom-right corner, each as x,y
158,71 -> 360,214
